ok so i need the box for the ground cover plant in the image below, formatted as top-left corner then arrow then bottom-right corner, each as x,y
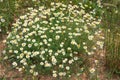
2,1 -> 104,79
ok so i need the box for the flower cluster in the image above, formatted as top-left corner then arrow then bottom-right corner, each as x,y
3,2 -> 103,78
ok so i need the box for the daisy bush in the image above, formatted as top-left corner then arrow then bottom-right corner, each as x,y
3,1 -> 103,78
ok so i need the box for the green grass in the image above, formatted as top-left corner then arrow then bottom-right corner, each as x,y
103,0 -> 120,76
0,0 -> 15,34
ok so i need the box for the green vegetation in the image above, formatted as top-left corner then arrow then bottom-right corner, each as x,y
0,0 -> 15,34
103,0 -> 120,75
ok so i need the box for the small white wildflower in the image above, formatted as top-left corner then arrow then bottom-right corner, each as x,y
31,65 -> 36,69
53,70 -> 57,73
97,41 -> 104,48
32,39 -> 36,43
3,56 -> 8,60
88,35 -> 94,40
20,48 -> 23,51
45,63 -> 51,67
28,44 -> 32,48
48,38 -> 52,42
55,53 -> 58,56
59,64 -> 64,68
2,40 -> 6,43
68,75 -> 71,77
55,35 -> 60,40
88,52 -> 94,55
95,60 -> 99,64
34,43 -> 38,46
14,50 -> 18,54
30,69 -> 34,73
63,58 -> 68,63
93,46 -> 97,50
20,15 -> 26,19
51,2 -> 54,6
67,47 -> 71,51
2,50 -> 6,54
12,62 -> 17,66
53,73 -> 57,77
1,18 -> 5,22
22,43 -> 26,47
74,57 -> 78,60
47,43 -> 51,46
89,68 -> 95,73
83,46 -> 87,50
60,44 -> 63,47
40,62 -> 44,65
48,50 -> 53,53
26,54 -> 30,58
58,72 -> 63,76
18,68 -> 22,71
9,50 -> 13,53
19,53 -> 24,58
68,60 -> 73,64
66,66 -> 70,70
33,72 -> 38,76
51,56 -> 57,65
39,42 -> 43,45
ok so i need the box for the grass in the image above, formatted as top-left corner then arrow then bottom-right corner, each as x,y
103,0 -> 120,76
0,0 -> 15,34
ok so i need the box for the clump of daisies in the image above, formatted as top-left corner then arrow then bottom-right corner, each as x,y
3,1 -> 103,78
